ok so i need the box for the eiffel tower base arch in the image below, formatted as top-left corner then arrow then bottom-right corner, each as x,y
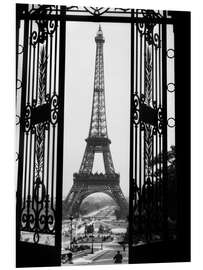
63,173 -> 128,219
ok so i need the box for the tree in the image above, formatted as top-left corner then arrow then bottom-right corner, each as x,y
114,209 -> 122,220
134,145 -> 177,240
98,224 -> 104,234
152,145 -> 177,221
85,224 -> 94,234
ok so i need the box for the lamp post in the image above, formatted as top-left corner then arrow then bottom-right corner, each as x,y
69,216 -> 73,250
101,237 -> 103,250
91,223 -> 94,254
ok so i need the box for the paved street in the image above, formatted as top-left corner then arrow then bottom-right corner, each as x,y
62,242 -> 128,266
91,249 -> 128,265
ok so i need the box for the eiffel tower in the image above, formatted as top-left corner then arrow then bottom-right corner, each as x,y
63,26 -> 128,219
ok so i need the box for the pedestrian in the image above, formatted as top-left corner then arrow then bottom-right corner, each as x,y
113,250 -> 123,263
67,252 -> 73,264
123,243 -> 126,251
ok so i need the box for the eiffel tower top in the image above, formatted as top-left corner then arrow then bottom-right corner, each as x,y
88,25 -> 109,140
95,24 -> 105,43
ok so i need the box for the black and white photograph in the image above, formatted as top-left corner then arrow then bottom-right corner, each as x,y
15,3 -> 190,268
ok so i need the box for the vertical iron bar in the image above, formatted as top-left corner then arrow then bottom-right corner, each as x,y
158,23 -> 162,237
155,46 -> 158,104
46,25 -> 52,196
35,39 -> 40,101
143,35 -> 148,241
32,44 -> 36,103
51,126 -> 56,209
159,23 -> 162,107
27,20 -> 32,104
139,31 -> 143,237
16,17 -> 20,101
128,8 -> 134,263
32,133 -> 36,209
54,15 -> 58,93
152,41 -> 154,103
16,5 -> 29,242
49,34 -> 53,96
27,129 -> 33,207
23,133 -> 28,209
134,13 -> 138,246
55,6 -> 66,264
162,12 -> 168,241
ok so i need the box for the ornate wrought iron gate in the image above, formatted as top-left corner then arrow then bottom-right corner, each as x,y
129,10 -> 170,245
16,4 -> 66,266
16,4 -> 190,267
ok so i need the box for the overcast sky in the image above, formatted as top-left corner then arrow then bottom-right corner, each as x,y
62,22 -> 175,200
63,22 -> 131,198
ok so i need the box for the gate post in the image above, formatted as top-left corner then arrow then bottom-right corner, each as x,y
170,10 -> 191,261
55,6 -> 66,264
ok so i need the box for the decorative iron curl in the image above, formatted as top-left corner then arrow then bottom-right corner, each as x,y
152,126 -> 158,135
66,6 -> 79,11
47,20 -> 57,35
31,19 -> 57,46
30,5 -> 57,46
38,201 -> 55,233
17,44 -> 24,54
167,49 -> 175,59
137,22 -> 146,35
16,152 -> 19,161
50,94 -> 58,125
167,117 -> 175,128
137,10 -> 161,48
16,79 -> 22,89
44,120 -> 50,130
21,210 -> 35,230
47,211 -> 55,232
30,31 -> 38,46
140,121 -> 145,131
24,105 -> 32,132
157,107 -> 163,134
16,115 -> 20,125
20,196 -> 36,230
140,94 -> 146,104
83,7 -> 110,16
114,8 -> 131,13
153,32 -> 161,48
33,231 -> 40,243
167,83 -> 175,93
133,94 -> 140,125
45,93 -> 50,102
31,125 -> 36,135
29,5 -> 56,15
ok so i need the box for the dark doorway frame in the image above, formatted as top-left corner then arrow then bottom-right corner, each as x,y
16,5 -> 190,267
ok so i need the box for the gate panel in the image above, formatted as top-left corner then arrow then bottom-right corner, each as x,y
16,4 -> 66,266
131,10 -> 166,245
129,10 -> 176,253
128,10 -> 190,264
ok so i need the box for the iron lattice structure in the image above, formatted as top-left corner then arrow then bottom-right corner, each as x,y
64,26 -> 128,218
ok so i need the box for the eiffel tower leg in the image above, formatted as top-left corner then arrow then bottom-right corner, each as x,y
63,184 -> 85,218
79,145 -> 94,174
103,146 -> 115,174
110,185 -> 129,219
